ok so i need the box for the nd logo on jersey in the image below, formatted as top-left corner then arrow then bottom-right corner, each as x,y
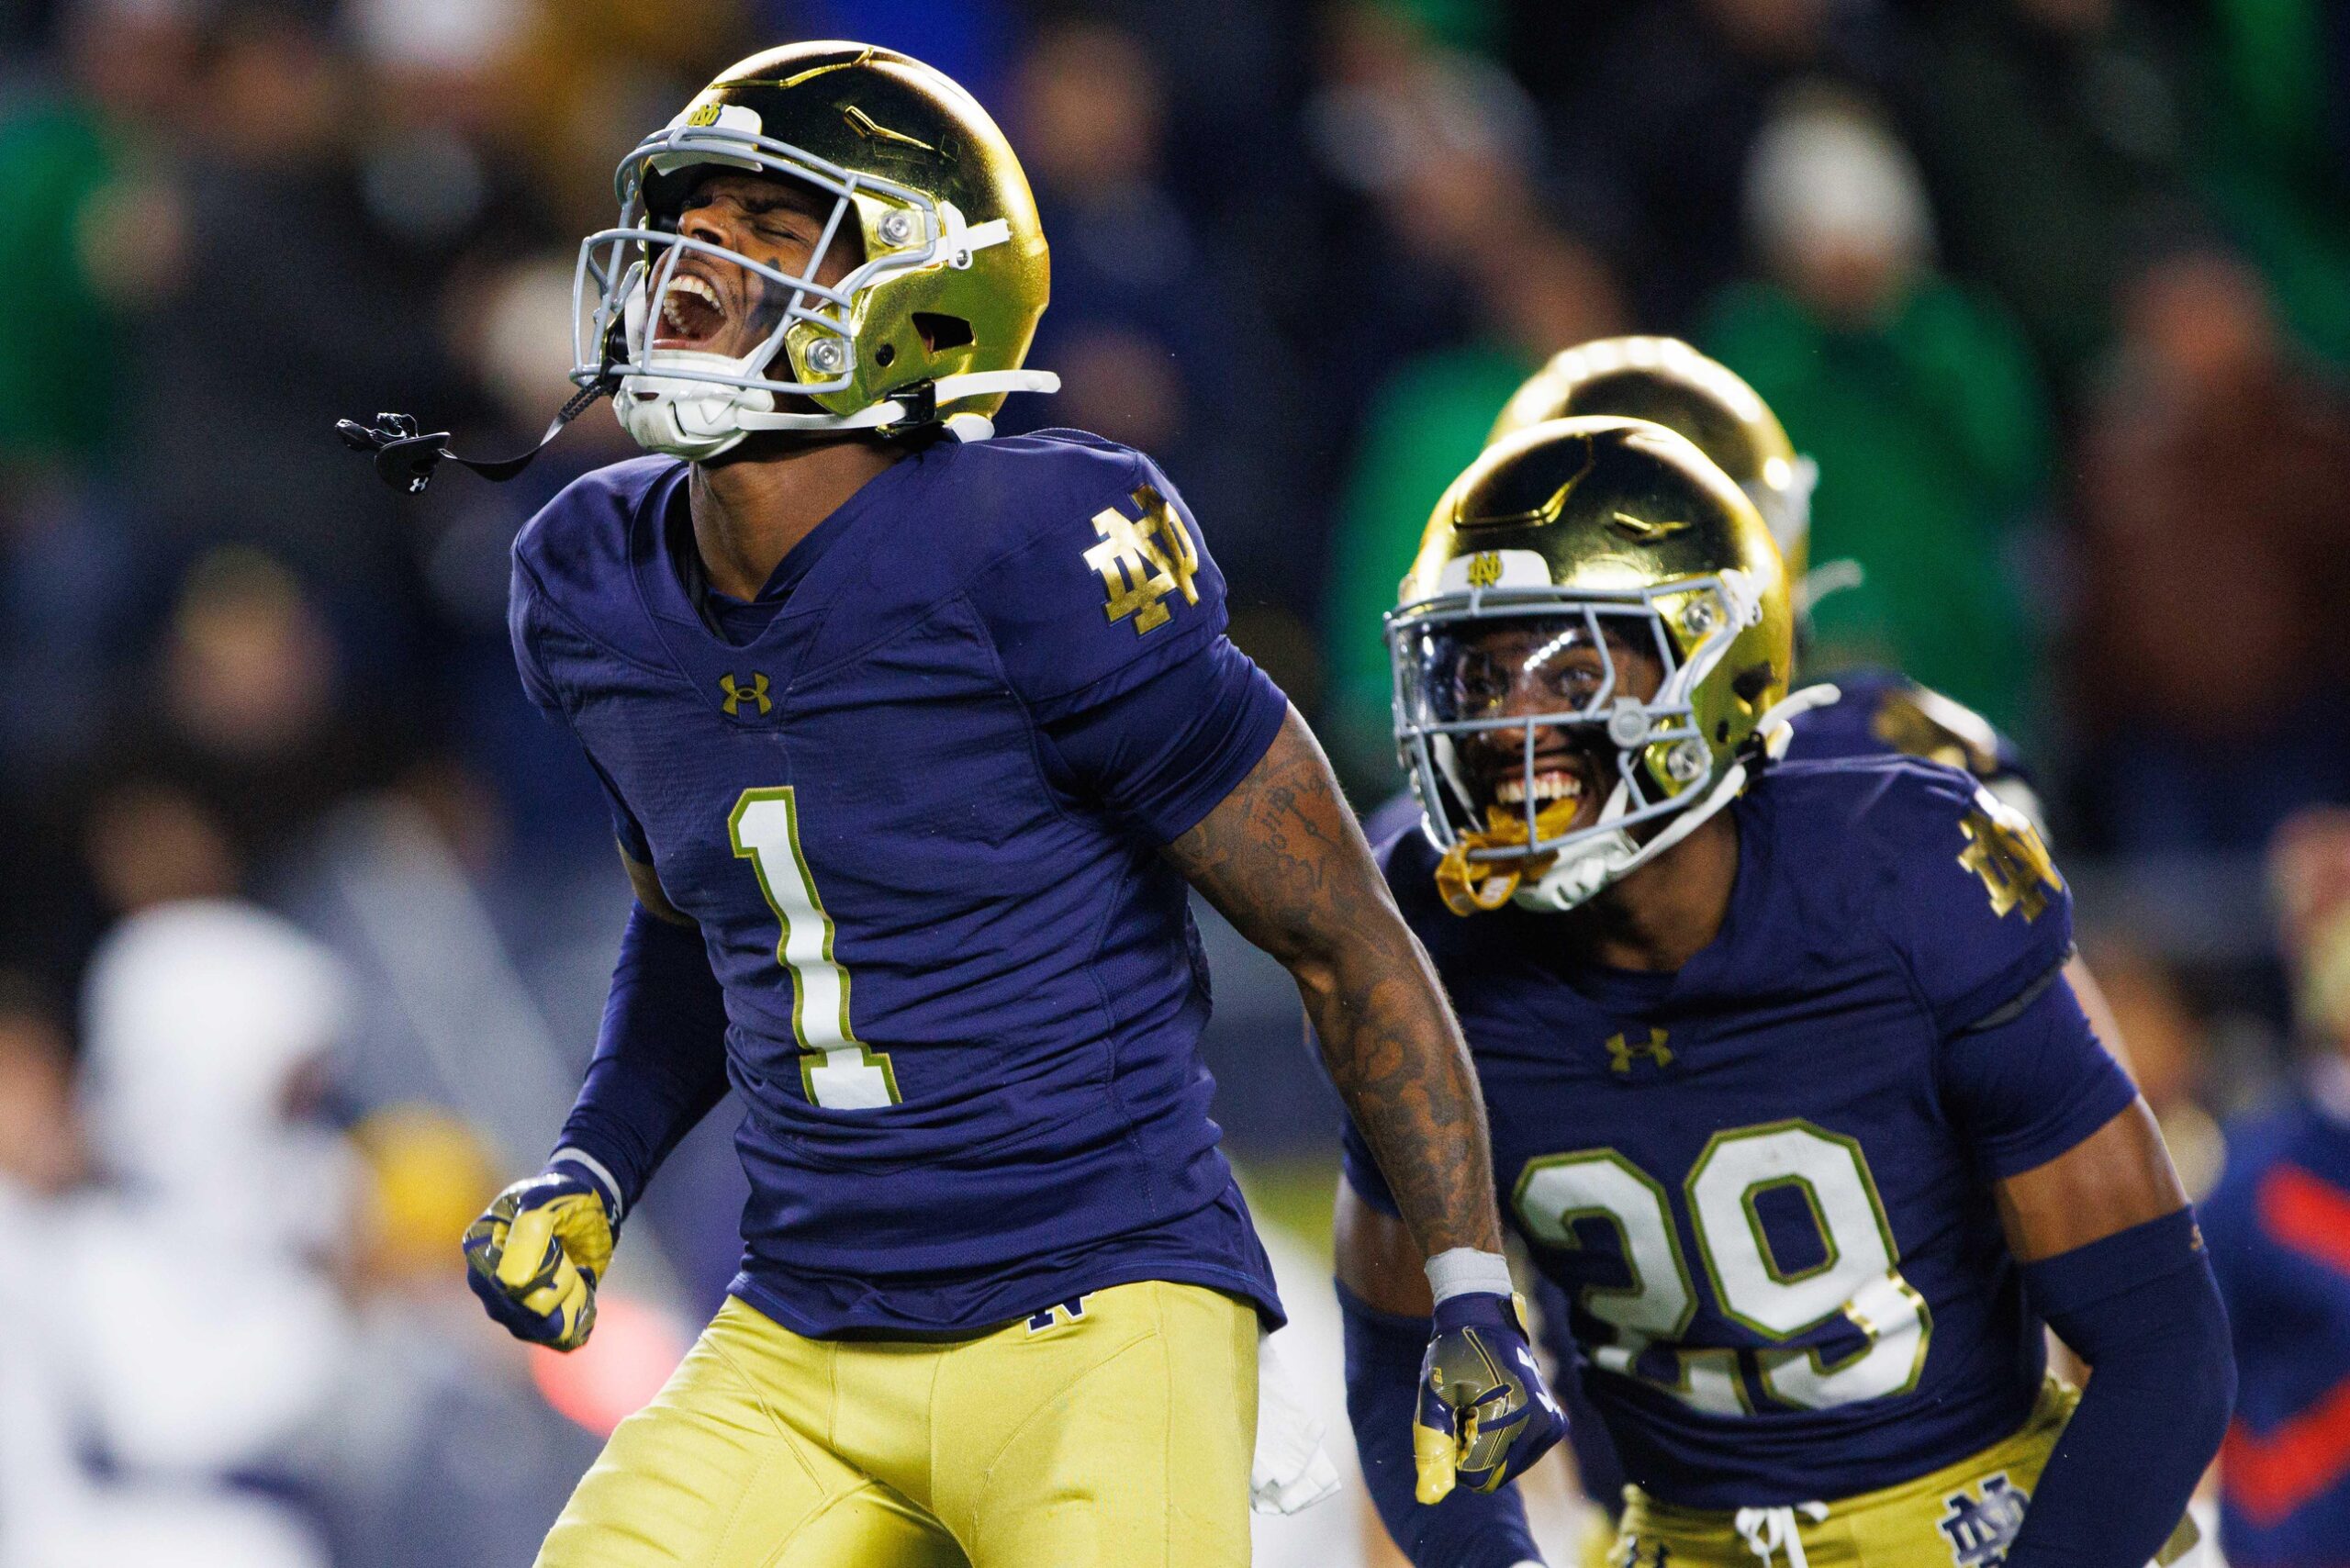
1936,1473 -> 2028,1568
1955,790 -> 2061,923
1085,484 -> 1200,635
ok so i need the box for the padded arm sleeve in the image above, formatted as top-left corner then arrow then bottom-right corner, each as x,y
1341,1281 -> 1545,1568
554,905 -> 733,1219
2007,1210 -> 2235,1567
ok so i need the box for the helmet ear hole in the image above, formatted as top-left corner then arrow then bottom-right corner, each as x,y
913,312 -> 975,352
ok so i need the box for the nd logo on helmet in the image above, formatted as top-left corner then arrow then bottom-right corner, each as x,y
687,100 -> 724,128
1465,552 -> 1505,589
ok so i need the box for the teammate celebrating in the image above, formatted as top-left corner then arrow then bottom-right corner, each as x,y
1465,337 -> 2145,1529
1337,417 -> 2229,1566
460,43 -> 1558,1567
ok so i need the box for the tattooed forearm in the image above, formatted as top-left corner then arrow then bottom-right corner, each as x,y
1165,707 -> 1503,1257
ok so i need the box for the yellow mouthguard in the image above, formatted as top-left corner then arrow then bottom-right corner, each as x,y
1434,798 -> 1582,916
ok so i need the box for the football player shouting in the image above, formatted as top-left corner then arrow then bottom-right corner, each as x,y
459,42 -> 1558,1568
1337,417 -> 2229,1567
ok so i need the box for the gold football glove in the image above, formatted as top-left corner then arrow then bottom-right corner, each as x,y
1413,1291 -> 1568,1502
461,1162 -> 617,1351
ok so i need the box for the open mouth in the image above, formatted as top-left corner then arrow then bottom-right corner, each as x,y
653,270 -> 731,350
1472,745 -> 1605,835
1494,767 -> 1585,807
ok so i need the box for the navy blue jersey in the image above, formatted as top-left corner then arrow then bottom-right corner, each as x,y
1347,757 -> 2136,1506
510,431 -> 1288,1336
2203,1087 -> 2350,1563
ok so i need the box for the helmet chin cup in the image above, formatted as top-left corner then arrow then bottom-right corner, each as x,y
616,353 -> 778,461
1512,829 -> 1638,913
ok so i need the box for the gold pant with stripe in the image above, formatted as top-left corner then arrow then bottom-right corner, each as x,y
1612,1381 -> 2199,1568
536,1281 -> 1257,1568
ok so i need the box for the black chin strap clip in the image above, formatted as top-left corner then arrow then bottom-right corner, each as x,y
337,380 -> 614,495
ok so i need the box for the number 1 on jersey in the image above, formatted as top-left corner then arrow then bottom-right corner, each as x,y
728,787 -> 901,1110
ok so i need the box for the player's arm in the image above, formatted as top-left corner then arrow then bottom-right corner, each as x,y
1335,1174 -> 1546,1567
1168,711 -> 1499,1259
1994,1091 -> 2229,1568
464,841 -> 732,1349
1164,710 -> 1565,1498
989,460 -> 1558,1489
1952,980 -> 2232,1567
1891,776 -> 2227,1563
478,566 -> 731,1345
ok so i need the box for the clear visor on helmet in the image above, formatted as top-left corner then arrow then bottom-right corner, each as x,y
1388,582 -> 1741,861
570,118 -> 965,398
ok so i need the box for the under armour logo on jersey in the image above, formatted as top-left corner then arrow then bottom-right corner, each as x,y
1084,484 -> 1200,635
1606,1027 -> 1674,1075
1937,1473 -> 2029,1568
1026,1296 -> 1088,1333
719,672 -> 772,717
1956,789 -> 2061,923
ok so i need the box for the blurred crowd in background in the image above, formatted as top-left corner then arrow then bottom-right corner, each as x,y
4,0 -> 2350,1562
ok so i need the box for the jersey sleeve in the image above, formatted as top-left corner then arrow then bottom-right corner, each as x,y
508,554 -> 569,720
1869,764 -> 2076,1036
967,446 -> 1237,724
509,554 -> 653,862
1938,972 -> 2139,1180
1038,636 -> 1289,845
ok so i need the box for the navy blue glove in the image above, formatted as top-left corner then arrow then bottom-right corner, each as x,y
1414,1291 -> 1569,1501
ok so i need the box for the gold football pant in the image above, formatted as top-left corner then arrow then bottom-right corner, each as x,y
535,1281 -> 1259,1568
1612,1381 -> 2200,1568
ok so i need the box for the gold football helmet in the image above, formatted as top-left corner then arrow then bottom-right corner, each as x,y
1391,417 -> 1796,913
1488,336 -> 1814,578
575,41 -> 1057,459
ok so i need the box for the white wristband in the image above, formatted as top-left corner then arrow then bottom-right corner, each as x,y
549,1147 -> 626,1225
1425,1247 -> 1513,1305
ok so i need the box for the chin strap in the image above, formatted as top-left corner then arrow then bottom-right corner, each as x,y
338,364 -> 1058,493
337,379 -> 615,495
732,367 -> 1062,436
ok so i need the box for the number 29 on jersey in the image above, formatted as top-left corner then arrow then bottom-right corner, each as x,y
1515,1120 -> 1930,1417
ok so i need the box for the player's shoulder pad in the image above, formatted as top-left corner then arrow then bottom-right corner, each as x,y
509,456 -> 682,713
511,455 -> 681,606
1773,755 -> 2072,1034
1787,668 -> 2032,784
956,430 -> 1231,719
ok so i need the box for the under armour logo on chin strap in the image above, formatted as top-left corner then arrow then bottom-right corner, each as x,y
719,672 -> 772,717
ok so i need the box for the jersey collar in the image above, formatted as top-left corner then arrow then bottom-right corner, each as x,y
628,450 -> 929,722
